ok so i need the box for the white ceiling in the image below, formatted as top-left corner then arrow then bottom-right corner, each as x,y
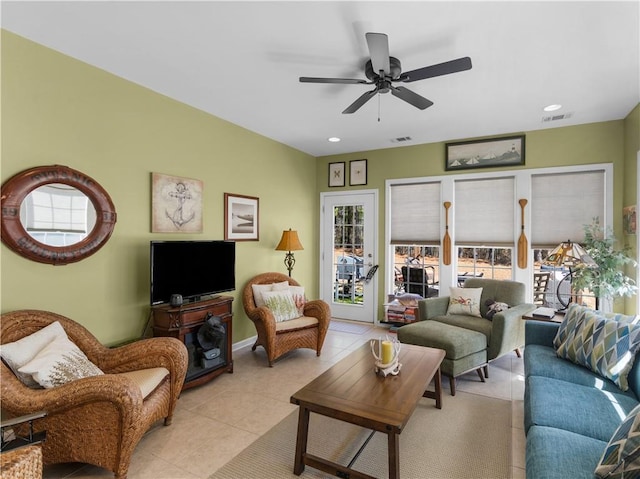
2,1 -> 639,157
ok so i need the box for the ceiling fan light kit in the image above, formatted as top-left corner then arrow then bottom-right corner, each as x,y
300,32 -> 472,115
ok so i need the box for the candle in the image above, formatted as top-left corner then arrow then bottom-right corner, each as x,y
381,340 -> 393,365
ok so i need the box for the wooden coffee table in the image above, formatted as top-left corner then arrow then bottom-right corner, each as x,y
290,342 -> 445,479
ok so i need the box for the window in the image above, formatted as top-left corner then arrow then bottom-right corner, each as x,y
389,182 -> 441,299
456,247 -> 513,283
454,177 -> 515,246
531,170 -> 605,309
392,245 -> 440,297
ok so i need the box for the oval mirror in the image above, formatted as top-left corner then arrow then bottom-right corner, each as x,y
1,165 -> 117,265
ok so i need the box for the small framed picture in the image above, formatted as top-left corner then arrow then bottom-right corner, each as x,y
328,162 -> 345,187
349,159 -> 367,186
224,193 -> 259,241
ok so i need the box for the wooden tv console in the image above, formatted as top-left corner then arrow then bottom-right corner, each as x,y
151,295 -> 233,390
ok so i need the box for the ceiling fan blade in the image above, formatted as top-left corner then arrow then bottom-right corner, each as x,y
300,77 -> 370,84
365,32 -> 390,76
390,86 -> 434,110
342,89 -> 378,114
400,57 -> 472,83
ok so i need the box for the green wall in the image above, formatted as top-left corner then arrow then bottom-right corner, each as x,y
2,30 -> 638,345
1,31 -> 319,345
623,104 -> 639,313
317,117 -> 638,314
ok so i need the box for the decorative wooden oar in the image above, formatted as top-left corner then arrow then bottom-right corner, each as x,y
518,199 -> 528,269
443,201 -> 452,265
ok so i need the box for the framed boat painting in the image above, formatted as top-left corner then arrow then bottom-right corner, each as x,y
446,135 -> 525,171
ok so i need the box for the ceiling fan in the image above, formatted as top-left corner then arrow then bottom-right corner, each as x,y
300,32 -> 472,114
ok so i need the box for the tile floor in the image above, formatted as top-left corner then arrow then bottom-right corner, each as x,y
43,321 -> 527,478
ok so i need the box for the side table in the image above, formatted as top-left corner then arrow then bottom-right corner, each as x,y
522,311 -> 565,323
1,411 -> 47,479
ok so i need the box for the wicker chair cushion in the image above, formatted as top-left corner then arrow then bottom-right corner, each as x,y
118,367 -> 170,399
252,281 -> 290,307
18,335 -> 103,388
0,320 -> 67,387
275,316 -> 318,332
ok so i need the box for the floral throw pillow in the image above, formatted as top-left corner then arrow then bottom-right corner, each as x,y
447,287 -> 483,317
289,286 -> 306,317
18,335 -> 104,389
262,289 -> 301,322
0,320 -> 67,388
595,403 -> 640,478
251,281 -> 290,308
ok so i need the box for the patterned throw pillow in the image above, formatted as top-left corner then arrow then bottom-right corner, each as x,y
595,403 -> 640,478
289,286 -> 306,317
447,287 -> 483,317
251,281 -> 290,308
555,312 -> 640,391
0,320 -> 67,388
262,289 -> 301,322
18,335 -> 104,389
553,303 -> 589,349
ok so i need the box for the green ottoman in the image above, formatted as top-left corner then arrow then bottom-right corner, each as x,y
397,321 -> 488,396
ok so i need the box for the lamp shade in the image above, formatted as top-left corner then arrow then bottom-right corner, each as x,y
543,240 -> 596,268
275,229 -> 304,252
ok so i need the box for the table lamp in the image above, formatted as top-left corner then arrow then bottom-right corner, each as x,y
542,240 -> 596,309
275,229 -> 304,277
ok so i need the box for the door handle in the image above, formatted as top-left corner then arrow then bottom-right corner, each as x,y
364,265 -> 379,283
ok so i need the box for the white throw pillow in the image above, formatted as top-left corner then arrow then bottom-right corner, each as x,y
0,320 -> 67,387
251,281 -> 290,308
18,335 -> 104,389
447,287 -> 483,317
262,289 -> 301,322
289,286 -> 306,316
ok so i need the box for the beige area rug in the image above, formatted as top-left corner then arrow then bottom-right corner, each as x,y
209,391 -> 511,479
328,320 -> 374,335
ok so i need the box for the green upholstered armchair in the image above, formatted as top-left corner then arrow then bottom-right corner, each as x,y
417,278 -> 536,361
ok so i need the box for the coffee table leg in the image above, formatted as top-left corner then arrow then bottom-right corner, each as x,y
434,366 -> 442,409
294,406 -> 310,475
388,431 -> 400,479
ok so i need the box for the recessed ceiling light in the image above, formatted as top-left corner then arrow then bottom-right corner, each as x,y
543,104 -> 563,112
328,137 -> 341,142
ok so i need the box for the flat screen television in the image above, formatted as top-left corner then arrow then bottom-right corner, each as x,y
150,240 -> 235,305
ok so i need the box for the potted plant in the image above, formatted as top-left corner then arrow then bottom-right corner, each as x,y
572,218 -> 638,310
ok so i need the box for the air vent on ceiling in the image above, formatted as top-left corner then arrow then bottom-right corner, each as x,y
391,136 -> 413,143
542,112 -> 573,122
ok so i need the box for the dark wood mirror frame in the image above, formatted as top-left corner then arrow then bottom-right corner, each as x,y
1,165 -> 117,265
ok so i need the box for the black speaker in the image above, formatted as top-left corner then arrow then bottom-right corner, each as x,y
170,294 -> 183,307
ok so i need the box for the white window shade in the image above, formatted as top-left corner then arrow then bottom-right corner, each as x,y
531,170 -> 605,247
390,182 -> 441,244
455,177 -> 515,245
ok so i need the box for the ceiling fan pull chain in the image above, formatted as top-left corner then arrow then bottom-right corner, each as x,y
378,93 -> 381,122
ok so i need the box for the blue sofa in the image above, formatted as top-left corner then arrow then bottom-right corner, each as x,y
524,312 -> 640,478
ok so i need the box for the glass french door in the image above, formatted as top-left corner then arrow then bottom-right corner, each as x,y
321,191 -> 377,322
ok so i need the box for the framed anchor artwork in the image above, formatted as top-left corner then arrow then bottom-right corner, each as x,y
151,172 -> 203,233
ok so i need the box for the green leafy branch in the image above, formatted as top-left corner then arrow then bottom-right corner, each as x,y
572,218 -> 638,300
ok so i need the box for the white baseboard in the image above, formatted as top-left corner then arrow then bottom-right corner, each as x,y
233,335 -> 256,352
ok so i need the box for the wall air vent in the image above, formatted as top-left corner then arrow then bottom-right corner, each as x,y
542,112 -> 573,122
391,136 -> 413,143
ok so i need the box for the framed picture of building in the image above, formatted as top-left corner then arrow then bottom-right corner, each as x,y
446,135 -> 525,171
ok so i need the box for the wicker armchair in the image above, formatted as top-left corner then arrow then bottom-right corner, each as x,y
242,272 -> 330,366
0,310 -> 188,479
